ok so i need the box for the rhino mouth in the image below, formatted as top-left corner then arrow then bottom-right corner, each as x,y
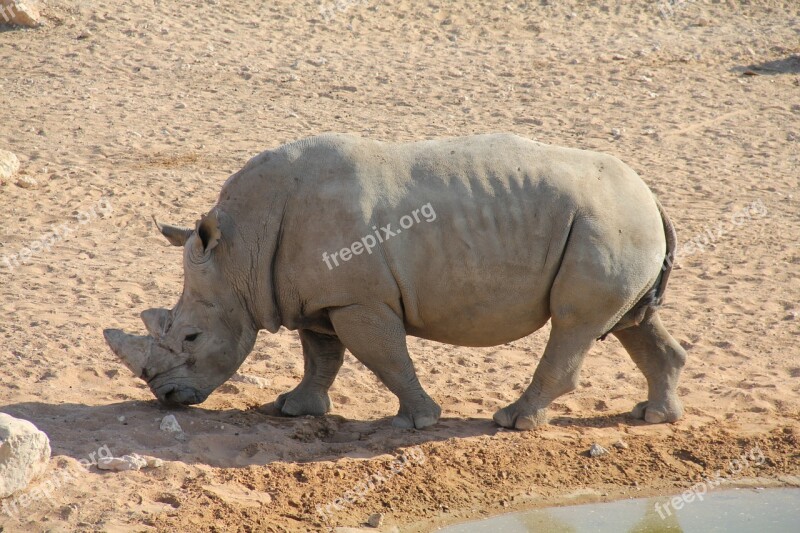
152,381 -> 209,406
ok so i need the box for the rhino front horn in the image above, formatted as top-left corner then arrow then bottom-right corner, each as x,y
103,329 -> 151,379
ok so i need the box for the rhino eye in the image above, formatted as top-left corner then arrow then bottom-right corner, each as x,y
184,333 -> 200,342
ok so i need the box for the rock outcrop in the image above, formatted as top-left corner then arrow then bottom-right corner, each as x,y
0,413 -> 51,498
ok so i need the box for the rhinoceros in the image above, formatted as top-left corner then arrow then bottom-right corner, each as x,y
104,133 -> 687,430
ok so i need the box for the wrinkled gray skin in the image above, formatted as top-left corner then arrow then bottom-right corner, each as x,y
104,133 -> 687,430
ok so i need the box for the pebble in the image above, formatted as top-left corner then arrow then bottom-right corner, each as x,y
96,454 -> 146,471
367,513 -> 384,528
15,176 -> 37,189
613,439 -> 629,450
160,414 -> 186,440
231,373 -> 269,389
589,443 -> 608,457
160,414 -> 182,433
96,453 -> 163,472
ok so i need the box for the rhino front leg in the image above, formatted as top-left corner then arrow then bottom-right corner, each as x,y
276,329 -> 345,416
329,304 -> 441,429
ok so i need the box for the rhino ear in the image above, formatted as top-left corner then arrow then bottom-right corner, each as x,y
194,211 -> 221,254
153,216 -> 193,247
141,308 -> 170,338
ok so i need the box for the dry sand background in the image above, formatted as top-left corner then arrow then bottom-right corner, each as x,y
1,0 -> 799,531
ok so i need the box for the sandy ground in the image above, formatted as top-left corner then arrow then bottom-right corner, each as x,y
1,0 -> 799,531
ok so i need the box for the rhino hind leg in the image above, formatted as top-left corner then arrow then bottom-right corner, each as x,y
493,323 -> 597,430
612,311 -> 686,423
276,329 -> 345,416
330,304 -> 441,429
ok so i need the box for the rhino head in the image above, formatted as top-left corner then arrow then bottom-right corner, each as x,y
104,210 -> 261,406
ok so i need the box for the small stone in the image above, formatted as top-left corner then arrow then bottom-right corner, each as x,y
613,439 -> 629,450
160,414 -> 182,433
117,415 -> 126,423
367,513 -> 384,528
589,443 -> 608,457
160,414 -> 186,440
0,413 -> 51,498
145,456 -> 164,468
231,373 -> 269,389
60,504 -> 78,519
611,128 -> 623,139
77,30 -> 91,40
0,0 -> 41,27
175,102 -> 187,109
15,175 -> 37,189
308,57 -> 327,67
97,454 -> 148,472
0,149 -> 20,179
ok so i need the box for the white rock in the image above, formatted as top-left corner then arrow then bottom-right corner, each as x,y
0,413 -> 51,498
231,373 -> 269,389
589,443 -> 609,458
96,453 -> 162,472
160,414 -> 186,440
15,175 -> 37,189
160,414 -> 182,433
0,0 -> 40,27
0,149 -> 20,180
97,454 -> 147,472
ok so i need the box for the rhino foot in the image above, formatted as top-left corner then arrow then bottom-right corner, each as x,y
392,399 -> 442,429
630,398 -> 683,424
493,401 -> 549,430
275,388 -> 332,417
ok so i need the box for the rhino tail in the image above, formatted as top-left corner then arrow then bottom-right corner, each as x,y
653,195 -> 677,307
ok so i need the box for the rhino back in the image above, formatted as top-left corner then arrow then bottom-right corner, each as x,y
241,134 -> 661,346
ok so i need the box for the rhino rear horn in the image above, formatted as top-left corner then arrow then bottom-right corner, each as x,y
153,216 -> 193,247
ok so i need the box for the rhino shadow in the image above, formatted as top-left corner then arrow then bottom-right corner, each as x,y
733,54 -> 800,75
1,401 -> 504,468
